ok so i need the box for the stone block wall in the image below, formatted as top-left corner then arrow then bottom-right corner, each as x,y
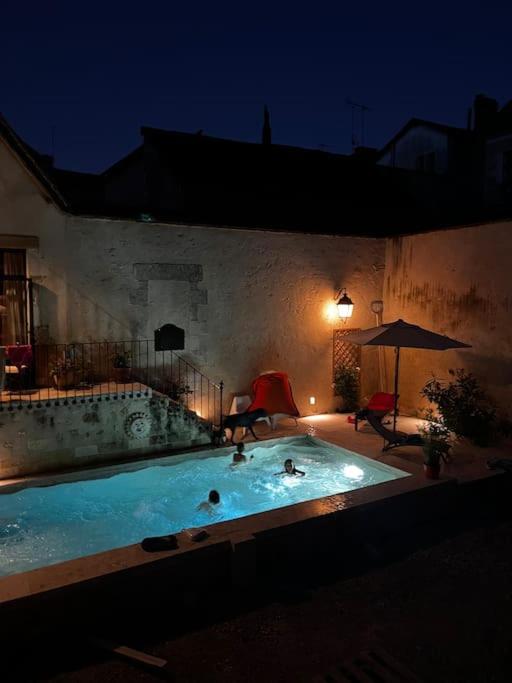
57,218 -> 385,415
0,397 -> 211,480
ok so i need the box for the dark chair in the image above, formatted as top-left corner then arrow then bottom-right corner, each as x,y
355,392 -> 397,431
5,344 -> 33,393
366,411 -> 450,458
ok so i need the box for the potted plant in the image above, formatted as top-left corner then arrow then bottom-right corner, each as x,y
111,350 -> 131,384
421,369 -> 496,447
419,410 -> 451,479
332,365 -> 360,412
50,356 -> 80,391
168,380 -> 193,404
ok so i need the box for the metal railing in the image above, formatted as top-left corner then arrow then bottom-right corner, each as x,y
0,339 -> 224,426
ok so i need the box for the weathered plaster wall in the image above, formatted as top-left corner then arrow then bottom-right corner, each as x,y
383,223 -> 512,415
0,397 -> 211,479
60,217 -> 384,414
0,139 -> 76,342
0,139 -> 385,420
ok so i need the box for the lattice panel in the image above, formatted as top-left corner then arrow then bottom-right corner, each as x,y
333,328 -> 361,377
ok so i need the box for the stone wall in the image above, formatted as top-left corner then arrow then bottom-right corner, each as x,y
383,222 -> 512,415
0,396 -> 211,479
60,216 -> 385,414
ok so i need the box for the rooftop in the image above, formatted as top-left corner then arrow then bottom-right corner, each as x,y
2,110 -> 511,237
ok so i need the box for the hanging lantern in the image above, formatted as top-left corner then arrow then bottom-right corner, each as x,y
336,288 -> 354,322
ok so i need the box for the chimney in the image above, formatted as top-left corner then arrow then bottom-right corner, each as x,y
473,94 -> 498,132
262,105 -> 271,145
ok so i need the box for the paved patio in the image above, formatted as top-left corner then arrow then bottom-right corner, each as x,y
26,515 -> 510,683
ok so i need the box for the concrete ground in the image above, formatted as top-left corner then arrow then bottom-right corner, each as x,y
6,509 -> 512,682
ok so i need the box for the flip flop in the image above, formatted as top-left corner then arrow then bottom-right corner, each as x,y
183,528 -> 209,542
141,534 -> 178,552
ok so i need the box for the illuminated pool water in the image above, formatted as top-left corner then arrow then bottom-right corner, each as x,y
0,436 -> 408,577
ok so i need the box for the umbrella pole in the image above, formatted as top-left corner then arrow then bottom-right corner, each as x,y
393,346 -> 400,433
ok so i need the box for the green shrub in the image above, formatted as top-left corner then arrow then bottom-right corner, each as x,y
112,351 -> 131,368
421,369 -> 496,447
333,366 -> 360,412
418,409 -> 451,465
168,381 -> 193,404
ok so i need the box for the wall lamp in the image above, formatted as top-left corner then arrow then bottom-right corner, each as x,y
335,288 -> 354,323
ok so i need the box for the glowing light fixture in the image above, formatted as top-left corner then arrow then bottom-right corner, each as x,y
324,301 -> 339,322
336,288 -> 354,322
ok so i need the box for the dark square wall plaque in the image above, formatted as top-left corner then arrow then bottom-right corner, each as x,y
154,324 -> 185,351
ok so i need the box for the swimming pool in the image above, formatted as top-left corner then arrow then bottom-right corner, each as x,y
0,436 -> 409,577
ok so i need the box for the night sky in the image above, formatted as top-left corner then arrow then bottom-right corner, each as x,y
2,1 -> 511,173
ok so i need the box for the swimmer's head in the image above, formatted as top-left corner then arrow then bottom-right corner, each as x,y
208,490 -> 220,504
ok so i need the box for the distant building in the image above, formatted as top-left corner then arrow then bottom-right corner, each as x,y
377,93 -> 512,212
49,124 -> 422,237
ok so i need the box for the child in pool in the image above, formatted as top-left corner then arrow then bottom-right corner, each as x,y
274,458 -> 305,476
231,442 -> 254,466
197,489 -> 221,513
232,442 -> 247,464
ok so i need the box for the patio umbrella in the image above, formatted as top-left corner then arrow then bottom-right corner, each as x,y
343,319 -> 471,432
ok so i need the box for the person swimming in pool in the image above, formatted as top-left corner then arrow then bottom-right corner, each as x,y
274,458 -> 305,477
197,489 -> 221,512
232,442 -> 247,464
230,442 -> 254,466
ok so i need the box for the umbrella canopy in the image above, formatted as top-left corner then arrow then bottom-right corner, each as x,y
343,319 -> 471,351
343,319 -> 471,433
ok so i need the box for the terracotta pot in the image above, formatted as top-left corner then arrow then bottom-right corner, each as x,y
424,463 -> 441,480
52,370 -> 76,391
112,367 -> 131,384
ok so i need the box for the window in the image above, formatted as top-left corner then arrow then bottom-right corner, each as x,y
416,151 -> 436,173
0,249 -> 29,346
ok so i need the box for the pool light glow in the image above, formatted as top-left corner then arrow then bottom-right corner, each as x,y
342,464 -> 364,479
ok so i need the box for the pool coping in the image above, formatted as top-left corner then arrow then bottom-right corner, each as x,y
0,437 -> 453,609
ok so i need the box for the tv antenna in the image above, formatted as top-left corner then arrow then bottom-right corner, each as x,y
346,99 -> 371,150
50,125 -> 56,161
